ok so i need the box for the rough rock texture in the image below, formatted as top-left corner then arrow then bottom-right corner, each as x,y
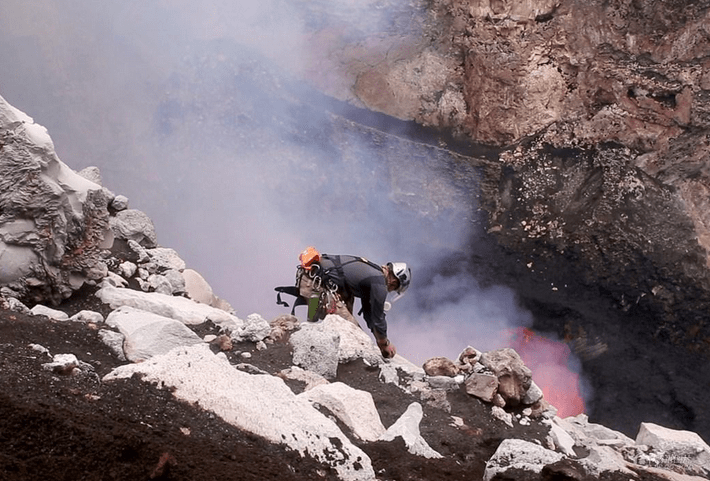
0,94 -> 112,304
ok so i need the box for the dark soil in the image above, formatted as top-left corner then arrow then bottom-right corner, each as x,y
0,281 -> 549,481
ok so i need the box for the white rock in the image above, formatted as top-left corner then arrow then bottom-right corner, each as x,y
110,209 -> 158,248
290,323 -> 341,380
42,353 -> 79,374
378,402 -> 442,459
321,314 -> 382,366
98,329 -> 127,361
484,438 -> 564,481
543,417 -> 577,456
146,247 -> 186,272
105,306 -> 203,362
69,310 -> 104,324
111,195 -> 129,211
182,268 -> 215,305
636,422 -> 710,476
95,285 -> 243,333
30,304 -> 69,321
119,261 -> 137,278
299,382 -> 386,442
233,313 -> 271,343
491,406 -> 514,428
102,344 -> 375,481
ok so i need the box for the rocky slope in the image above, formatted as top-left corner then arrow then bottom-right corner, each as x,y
2,95 -> 710,480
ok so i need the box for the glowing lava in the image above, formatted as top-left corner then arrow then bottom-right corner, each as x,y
509,327 -> 585,417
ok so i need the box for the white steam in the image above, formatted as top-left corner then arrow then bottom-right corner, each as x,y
0,1 -> 589,409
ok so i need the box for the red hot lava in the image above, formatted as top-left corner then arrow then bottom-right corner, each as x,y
509,327 -> 585,417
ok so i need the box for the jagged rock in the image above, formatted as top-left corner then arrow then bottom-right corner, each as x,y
69,309 -> 104,324
127,239 -> 149,263
105,305 -> 203,362
110,209 -> 157,248
103,271 -> 129,288
483,438 -> 564,481
458,345 -> 482,368
479,348 -> 532,407
269,314 -> 301,342
378,402 -> 442,459
209,334 -> 233,351
42,353 -> 79,375
490,406 -> 514,428
299,382 -> 386,442
464,373 -> 498,403
635,422 -> 710,477
320,315 -> 383,366
232,313 -> 271,343
522,380 -> 544,405
4,296 -> 30,314
95,284 -> 243,333
98,329 -> 127,361
145,247 -> 186,272
290,322 -> 341,380
543,417 -> 577,457
111,195 -> 129,211
580,444 -> 636,478
0,95 -> 112,304
427,375 -> 462,391
30,304 -> 69,321
422,356 -> 459,377
103,344 -> 376,481
119,261 -> 137,279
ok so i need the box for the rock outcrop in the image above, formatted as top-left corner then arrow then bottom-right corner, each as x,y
0,94 -> 112,304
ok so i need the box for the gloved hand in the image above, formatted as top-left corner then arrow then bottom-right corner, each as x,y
377,338 -> 397,359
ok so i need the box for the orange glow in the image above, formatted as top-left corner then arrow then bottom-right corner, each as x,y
508,327 -> 585,417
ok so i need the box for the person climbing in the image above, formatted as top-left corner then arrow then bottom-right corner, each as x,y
276,247 -> 411,359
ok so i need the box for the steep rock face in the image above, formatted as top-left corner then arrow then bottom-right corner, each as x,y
317,1 -> 710,350
0,94 -> 112,304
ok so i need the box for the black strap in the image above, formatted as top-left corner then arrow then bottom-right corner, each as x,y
274,285 -> 308,315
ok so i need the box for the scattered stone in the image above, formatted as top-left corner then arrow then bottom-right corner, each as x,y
491,405 -> 514,428
422,356 -> 459,377
105,305 -> 204,362
42,353 -> 79,375
30,304 -> 69,321
483,438 -> 564,481
5,297 -> 30,314
210,334 -> 233,351
29,343 -> 50,356
320,315 -> 382,366
269,314 -> 301,342
233,313 -> 271,343
69,310 -> 104,324
522,380 -> 544,405
146,247 -> 186,272
464,372 -> 498,403
111,194 -> 129,211
379,402 -> 442,459
299,382 -> 386,442
480,348 -> 532,407
119,261 -> 137,279
110,209 -> 158,248
128,239 -> 149,263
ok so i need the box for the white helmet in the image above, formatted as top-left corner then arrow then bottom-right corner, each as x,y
387,262 -> 411,295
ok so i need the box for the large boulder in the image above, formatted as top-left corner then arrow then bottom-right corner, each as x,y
0,95 -> 112,304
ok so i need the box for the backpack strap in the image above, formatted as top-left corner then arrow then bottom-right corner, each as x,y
274,285 -> 308,315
